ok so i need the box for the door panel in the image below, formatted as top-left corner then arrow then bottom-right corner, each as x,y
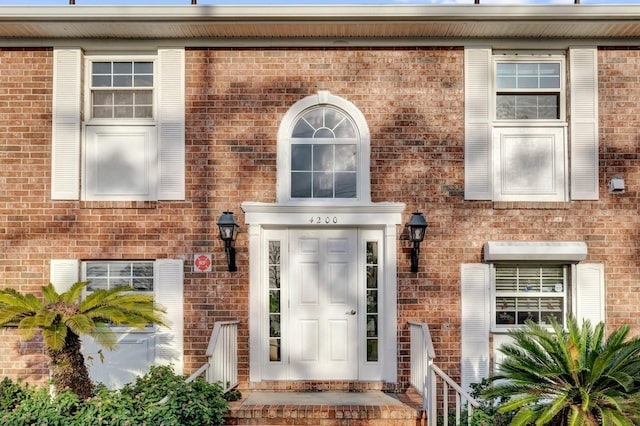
289,229 -> 358,379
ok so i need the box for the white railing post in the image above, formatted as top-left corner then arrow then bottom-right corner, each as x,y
409,321 -> 480,426
206,320 -> 239,392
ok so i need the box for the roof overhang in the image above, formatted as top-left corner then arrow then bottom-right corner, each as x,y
2,5 -> 640,44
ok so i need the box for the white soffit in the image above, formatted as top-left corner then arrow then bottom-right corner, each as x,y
483,241 -> 587,262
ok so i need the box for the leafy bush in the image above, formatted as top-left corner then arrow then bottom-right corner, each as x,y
0,377 -> 29,412
120,365 -> 229,426
482,315 -> 640,425
0,365 -> 231,426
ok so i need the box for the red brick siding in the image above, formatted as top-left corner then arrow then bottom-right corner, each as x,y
0,46 -> 639,389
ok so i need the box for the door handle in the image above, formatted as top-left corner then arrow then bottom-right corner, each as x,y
346,309 -> 356,315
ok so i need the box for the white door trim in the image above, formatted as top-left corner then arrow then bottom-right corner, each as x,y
243,202 -> 404,383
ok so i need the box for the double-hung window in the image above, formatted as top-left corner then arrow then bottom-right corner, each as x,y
464,47 -> 599,202
51,48 -> 185,202
492,55 -> 567,202
84,56 -> 159,201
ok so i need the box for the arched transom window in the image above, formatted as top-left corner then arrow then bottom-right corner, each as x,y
291,107 -> 357,199
277,91 -> 371,204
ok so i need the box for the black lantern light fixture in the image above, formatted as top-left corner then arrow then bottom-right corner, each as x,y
217,211 -> 239,272
408,211 -> 428,273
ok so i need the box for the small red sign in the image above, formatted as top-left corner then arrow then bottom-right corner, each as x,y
194,254 -> 212,272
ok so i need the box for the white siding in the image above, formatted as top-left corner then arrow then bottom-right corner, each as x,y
51,48 -> 81,200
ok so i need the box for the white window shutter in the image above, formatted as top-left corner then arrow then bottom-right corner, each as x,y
154,259 -> 184,374
570,47 -> 599,200
460,263 -> 491,393
573,263 -> 605,327
157,48 -> 185,200
50,259 -> 79,294
51,48 -> 81,200
464,47 -> 492,200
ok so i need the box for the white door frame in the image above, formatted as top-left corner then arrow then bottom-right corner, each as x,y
243,202 -> 405,383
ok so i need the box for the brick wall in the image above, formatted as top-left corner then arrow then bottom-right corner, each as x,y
0,46 -> 639,388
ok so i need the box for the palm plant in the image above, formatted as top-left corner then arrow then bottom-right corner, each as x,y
482,315 -> 640,426
0,281 -> 167,400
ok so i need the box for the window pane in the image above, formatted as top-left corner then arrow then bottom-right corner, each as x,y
86,278 -> 108,292
313,172 -> 333,198
114,91 -> 134,105
92,62 -> 112,74
335,172 -> 357,198
291,145 -> 311,171
517,76 -> 538,89
334,119 -> 356,138
292,120 -> 314,138
291,172 -> 312,197
93,106 -> 112,118
132,278 -> 153,291
366,290 -> 378,313
134,62 -> 153,74
110,263 -> 132,276
335,145 -> 356,171
114,106 -> 133,118
367,315 -> 378,337
303,109 -> 323,129
496,76 -> 516,90
93,92 -> 113,107
133,263 -> 153,277
92,75 -> 112,87
313,145 -> 333,171
113,62 -> 132,74
135,106 -> 152,118
113,75 -> 133,87
540,76 -> 560,89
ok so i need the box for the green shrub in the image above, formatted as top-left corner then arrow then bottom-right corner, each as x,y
120,365 -> 229,426
0,377 -> 29,412
0,365 -> 231,426
0,385 -> 79,426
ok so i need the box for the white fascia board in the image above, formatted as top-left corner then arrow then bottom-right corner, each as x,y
484,241 -> 588,263
1,5 -> 640,22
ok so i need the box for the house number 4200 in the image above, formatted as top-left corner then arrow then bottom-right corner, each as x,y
309,216 -> 338,224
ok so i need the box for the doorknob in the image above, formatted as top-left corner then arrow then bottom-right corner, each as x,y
346,309 -> 356,315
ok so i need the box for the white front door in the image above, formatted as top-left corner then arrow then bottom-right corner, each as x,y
289,229 -> 358,379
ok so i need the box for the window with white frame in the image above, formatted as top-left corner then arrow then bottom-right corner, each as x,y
495,60 -> 563,121
493,264 -> 567,330
276,91 -> 371,204
51,48 -> 185,202
464,47 -> 598,202
83,261 -> 155,294
90,61 -> 154,120
290,106 -> 358,199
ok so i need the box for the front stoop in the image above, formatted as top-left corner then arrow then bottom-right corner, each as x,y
225,389 -> 424,426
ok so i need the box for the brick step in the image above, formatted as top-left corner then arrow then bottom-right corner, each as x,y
225,390 -> 424,426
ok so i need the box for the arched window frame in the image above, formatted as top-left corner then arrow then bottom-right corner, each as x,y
277,91 -> 371,204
